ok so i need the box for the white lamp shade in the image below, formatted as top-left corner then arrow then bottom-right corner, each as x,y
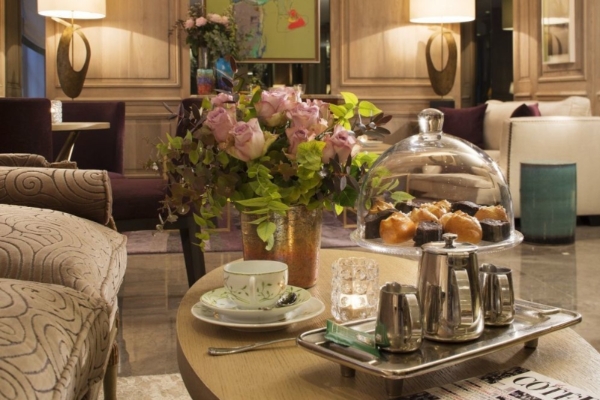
410,0 -> 475,24
38,0 -> 106,19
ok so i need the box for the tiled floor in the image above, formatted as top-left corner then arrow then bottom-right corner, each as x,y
115,225 -> 600,377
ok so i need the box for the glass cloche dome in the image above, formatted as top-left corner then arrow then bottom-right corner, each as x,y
351,108 -> 523,257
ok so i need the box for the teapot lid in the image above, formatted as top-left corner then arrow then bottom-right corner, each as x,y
421,233 -> 478,254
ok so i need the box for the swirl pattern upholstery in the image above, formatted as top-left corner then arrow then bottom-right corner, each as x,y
0,160 -> 127,399
0,279 -> 111,400
0,166 -> 113,226
0,153 -> 77,170
0,204 -> 126,325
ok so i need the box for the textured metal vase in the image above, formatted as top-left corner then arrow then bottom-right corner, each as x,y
240,206 -> 323,288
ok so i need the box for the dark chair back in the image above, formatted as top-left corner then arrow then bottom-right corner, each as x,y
54,101 -> 125,175
0,98 -> 53,160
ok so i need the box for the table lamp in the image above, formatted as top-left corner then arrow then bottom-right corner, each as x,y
410,0 -> 475,101
38,0 -> 106,99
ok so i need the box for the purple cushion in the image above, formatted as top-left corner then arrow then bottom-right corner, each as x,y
439,104 -> 488,148
510,103 -> 542,117
110,178 -> 167,220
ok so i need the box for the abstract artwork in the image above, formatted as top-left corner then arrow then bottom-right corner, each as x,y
208,0 -> 320,63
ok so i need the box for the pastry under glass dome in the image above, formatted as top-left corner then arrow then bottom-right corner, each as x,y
351,108 -> 523,257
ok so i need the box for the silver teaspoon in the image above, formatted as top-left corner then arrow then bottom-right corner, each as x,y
208,337 -> 296,356
259,291 -> 298,311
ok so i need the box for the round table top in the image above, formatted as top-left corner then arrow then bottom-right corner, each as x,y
176,249 -> 600,399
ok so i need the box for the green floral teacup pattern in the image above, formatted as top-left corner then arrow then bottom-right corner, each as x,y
223,260 -> 288,309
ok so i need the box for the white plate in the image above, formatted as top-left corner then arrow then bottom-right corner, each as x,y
200,286 -> 311,323
191,297 -> 325,332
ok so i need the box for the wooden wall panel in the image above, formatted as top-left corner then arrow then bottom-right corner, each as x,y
331,0 -> 463,143
513,0 -> 599,115
45,0 -> 189,176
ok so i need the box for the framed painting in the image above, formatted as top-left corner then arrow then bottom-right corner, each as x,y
207,0 -> 320,63
541,0 -> 575,64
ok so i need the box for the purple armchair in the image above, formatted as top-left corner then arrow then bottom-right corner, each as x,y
0,98 -> 54,161
56,101 -> 206,286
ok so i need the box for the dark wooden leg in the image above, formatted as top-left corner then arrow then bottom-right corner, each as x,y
179,215 -> 206,287
103,341 -> 119,400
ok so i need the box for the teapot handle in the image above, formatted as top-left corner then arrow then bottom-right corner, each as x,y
451,268 -> 474,325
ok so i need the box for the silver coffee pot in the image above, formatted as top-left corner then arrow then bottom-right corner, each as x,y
417,233 -> 484,342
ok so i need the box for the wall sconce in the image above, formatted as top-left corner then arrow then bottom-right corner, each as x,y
38,0 -> 106,99
410,0 -> 475,101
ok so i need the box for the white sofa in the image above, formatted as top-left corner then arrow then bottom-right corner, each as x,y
482,96 -> 600,219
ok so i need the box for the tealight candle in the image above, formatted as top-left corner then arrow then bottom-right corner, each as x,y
331,257 -> 379,322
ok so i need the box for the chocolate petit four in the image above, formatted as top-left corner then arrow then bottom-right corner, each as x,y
451,200 -> 481,216
364,208 -> 396,239
414,221 -> 443,246
480,218 -> 510,242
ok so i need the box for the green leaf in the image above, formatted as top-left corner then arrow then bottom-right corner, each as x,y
267,201 -> 289,211
257,221 -> 276,242
391,191 -> 415,203
358,101 -> 382,117
193,213 -> 207,228
248,216 -> 269,225
329,104 -> 348,118
236,197 -> 270,208
188,148 -> 200,165
341,92 -> 359,106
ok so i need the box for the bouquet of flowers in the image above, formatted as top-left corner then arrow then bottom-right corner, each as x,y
153,82 -> 393,250
173,3 -> 238,63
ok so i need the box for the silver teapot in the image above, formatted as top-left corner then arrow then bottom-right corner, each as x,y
417,233 -> 484,342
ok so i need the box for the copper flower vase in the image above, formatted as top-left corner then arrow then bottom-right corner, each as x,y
240,206 -> 323,288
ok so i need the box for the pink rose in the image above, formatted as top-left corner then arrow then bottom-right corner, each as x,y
211,93 -> 234,108
205,107 -> 236,143
207,13 -> 224,24
254,90 -> 294,127
227,119 -> 265,161
184,18 -> 195,29
307,99 -> 332,123
220,16 -> 229,26
287,102 -> 327,135
195,17 -> 207,27
322,125 -> 358,164
285,127 -> 315,157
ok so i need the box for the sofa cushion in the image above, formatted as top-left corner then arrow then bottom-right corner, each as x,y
0,278 -> 110,400
510,103 -> 542,117
439,104 -> 488,148
484,96 -> 592,151
0,204 -> 127,324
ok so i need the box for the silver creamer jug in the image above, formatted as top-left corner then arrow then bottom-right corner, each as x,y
417,233 -> 484,342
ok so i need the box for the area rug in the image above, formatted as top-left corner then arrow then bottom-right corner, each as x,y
125,210 -> 357,254
98,373 -> 190,400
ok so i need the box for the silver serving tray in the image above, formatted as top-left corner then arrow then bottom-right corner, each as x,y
297,299 -> 581,398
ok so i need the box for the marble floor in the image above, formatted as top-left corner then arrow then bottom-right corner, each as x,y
115,224 -> 600,378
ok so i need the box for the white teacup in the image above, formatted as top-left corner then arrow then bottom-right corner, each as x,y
223,260 -> 288,309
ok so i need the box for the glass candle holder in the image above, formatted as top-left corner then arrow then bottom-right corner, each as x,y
51,100 -> 62,123
331,257 -> 379,322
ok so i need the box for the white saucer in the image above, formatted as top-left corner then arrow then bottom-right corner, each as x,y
191,297 -> 325,332
200,286 -> 311,323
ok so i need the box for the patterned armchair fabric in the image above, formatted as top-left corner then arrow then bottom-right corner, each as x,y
0,165 -> 113,226
0,161 -> 128,399
0,279 -> 111,400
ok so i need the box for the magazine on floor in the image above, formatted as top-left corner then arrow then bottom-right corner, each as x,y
399,366 -> 598,399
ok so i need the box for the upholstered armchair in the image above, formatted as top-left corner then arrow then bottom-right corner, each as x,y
0,98 -> 54,160
0,155 -> 127,399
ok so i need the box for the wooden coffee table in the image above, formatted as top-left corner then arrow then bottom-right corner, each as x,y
176,249 -> 600,399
